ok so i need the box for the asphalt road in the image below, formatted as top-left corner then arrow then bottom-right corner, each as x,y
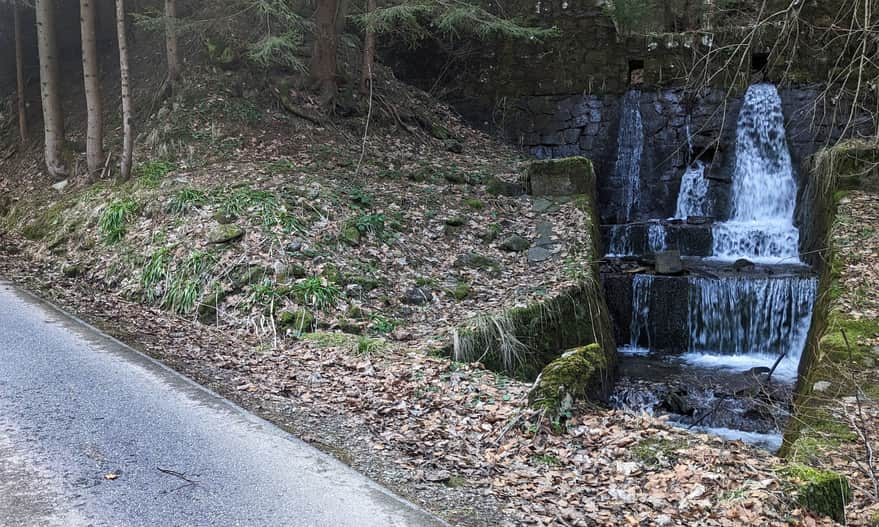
0,280 -> 448,527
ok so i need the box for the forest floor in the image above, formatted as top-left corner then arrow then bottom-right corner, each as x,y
1,61 -> 877,525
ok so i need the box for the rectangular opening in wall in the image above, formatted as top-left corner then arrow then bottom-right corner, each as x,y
751,52 -> 769,73
628,59 -> 645,86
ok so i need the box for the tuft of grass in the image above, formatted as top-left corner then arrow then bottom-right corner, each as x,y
369,314 -> 399,334
141,248 -> 171,302
353,336 -> 387,356
215,187 -> 304,234
293,277 -> 342,311
167,188 -> 208,214
162,250 -> 217,314
99,199 -> 139,243
136,160 -> 175,188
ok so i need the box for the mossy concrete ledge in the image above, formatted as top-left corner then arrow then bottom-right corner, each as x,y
528,343 -> 610,417
525,157 -> 595,196
451,279 -> 616,386
780,464 -> 851,523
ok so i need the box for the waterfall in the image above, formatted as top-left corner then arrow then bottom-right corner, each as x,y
615,90 -> 644,222
684,275 -> 817,381
712,84 -> 801,263
606,225 -> 633,256
628,274 -> 654,349
675,162 -> 710,219
647,222 -> 667,253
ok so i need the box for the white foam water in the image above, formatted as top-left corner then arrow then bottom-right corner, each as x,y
712,84 -> 802,262
679,351 -> 800,382
615,90 -> 644,222
686,425 -> 783,451
675,162 -> 710,219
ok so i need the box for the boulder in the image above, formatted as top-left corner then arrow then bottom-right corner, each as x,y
454,252 -> 501,274
207,224 -> 244,244
525,157 -> 595,196
655,250 -> 683,274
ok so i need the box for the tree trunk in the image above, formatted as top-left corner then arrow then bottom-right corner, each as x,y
165,0 -> 180,83
80,0 -> 104,178
360,0 -> 376,94
116,0 -> 133,180
311,0 -> 339,107
14,4 -> 28,143
334,0 -> 350,37
35,0 -> 68,178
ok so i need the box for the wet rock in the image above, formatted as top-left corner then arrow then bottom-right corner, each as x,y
654,250 -> 683,274
733,258 -> 755,271
662,389 -> 694,416
499,234 -> 530,252
402,287 -> 433,305
535,222 -> 555,247
527,246 -> 554,264
207,224 -> 244,244
686,215 -> 712,225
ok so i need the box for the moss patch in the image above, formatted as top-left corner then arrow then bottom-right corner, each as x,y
779,464 -> 851,522
527,343 -> 609,417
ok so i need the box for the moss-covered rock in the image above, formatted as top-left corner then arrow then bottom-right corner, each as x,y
207,224 -> 244,244
453,252 -> 501,274
528,343 -> 610,417
525,157 -> 595,197
277,308 -> 316,334
780,464 -> 851,522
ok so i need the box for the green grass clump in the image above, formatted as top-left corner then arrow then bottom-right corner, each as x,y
353,213 -> 386,236
99,199 -> 139,243
215,187 -> 304,234
167,188 -> 208,214
162,250 -> 216,314
136,160 -> 175,188
141,248 -> 171,301
369,314 -> 399,334
293,277 -> 342,311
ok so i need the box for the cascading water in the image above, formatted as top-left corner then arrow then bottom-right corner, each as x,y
675,162 -> 710,219
615,90 -> 644,223
647,222 -> 668,253
607,83 -> 818,450
628,274 -> 654,350
684,276 -> 817,382
711,84 -> 802,263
